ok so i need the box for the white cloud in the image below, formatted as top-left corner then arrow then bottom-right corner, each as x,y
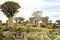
42,10 -> 60,23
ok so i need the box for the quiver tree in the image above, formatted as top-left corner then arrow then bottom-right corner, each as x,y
0,20 -> 2,29
14,17 -> 18,24
0,20 -> 2,24
41,16 -> 49,26
32,11 -> 42,27
14,17 -> 19,26
48,20 -> 52,25
18,17 -> 25,24
29,17 -> 36,27
29,17 -> 36,24
0,1 -> 21,27
56,20 -> 60,25
25,20 -> 30,24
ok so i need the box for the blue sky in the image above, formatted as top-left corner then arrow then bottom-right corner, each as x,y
44,0 -> 60,2
42,0 -> 60,22
0,0 -> 60,23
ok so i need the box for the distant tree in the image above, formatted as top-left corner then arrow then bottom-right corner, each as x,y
25,20 -> 30,24
0,20 -> 2,29
48,20 -> 52,25
14,17 -> 18,24
0,20 -> 2,24
6,20 -> 8,27
18,17 -> 25,24
0,1 -> 21,27
14,17 -> 19,27
29,17 -> 36,24
32,11 -> 42,27
56,20 -> 60,25
29,17 -> 36,27
41,16 -> 49,25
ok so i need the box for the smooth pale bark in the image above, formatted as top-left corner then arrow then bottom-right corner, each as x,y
30,23 -> 33,27
44,22 -> 46,25
8,16 -> 13,27
36,19 -> 40,27
30,21 -> 32,27
43,21 -> 48,26
37,19 -> 40,27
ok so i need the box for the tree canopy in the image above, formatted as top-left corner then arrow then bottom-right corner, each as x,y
0,1 -> 21,18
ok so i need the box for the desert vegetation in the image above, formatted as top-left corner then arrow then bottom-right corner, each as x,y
0,1 -> 60,40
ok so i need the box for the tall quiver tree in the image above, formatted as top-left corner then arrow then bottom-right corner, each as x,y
32,11 -> 42,27
0,1 -> 21,27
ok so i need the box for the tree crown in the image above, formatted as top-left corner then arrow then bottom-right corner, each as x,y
0,1 -> 21,18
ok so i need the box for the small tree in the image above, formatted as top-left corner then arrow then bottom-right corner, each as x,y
18,17 -> 25,24
41,16 -> 49,26
29,17 -> 36,27
32,11 -> 42,27
14,17 -> 18,24
48,20 -> 52,25
14,17 -> 19,27
0,20 -> 2,29
0,1 -> 21,27
56,20 -> 60,25
29,17 -> 36,24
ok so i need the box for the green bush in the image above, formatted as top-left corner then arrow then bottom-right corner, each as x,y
1,26 -> 60,40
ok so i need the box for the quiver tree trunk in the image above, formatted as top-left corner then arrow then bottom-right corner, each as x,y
8,16 -> 13,27
36,19 -> 40,27
43,22 -> 47,26
37,19 -> 40,27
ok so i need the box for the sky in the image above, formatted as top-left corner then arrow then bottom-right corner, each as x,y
0,0 -> 60,23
